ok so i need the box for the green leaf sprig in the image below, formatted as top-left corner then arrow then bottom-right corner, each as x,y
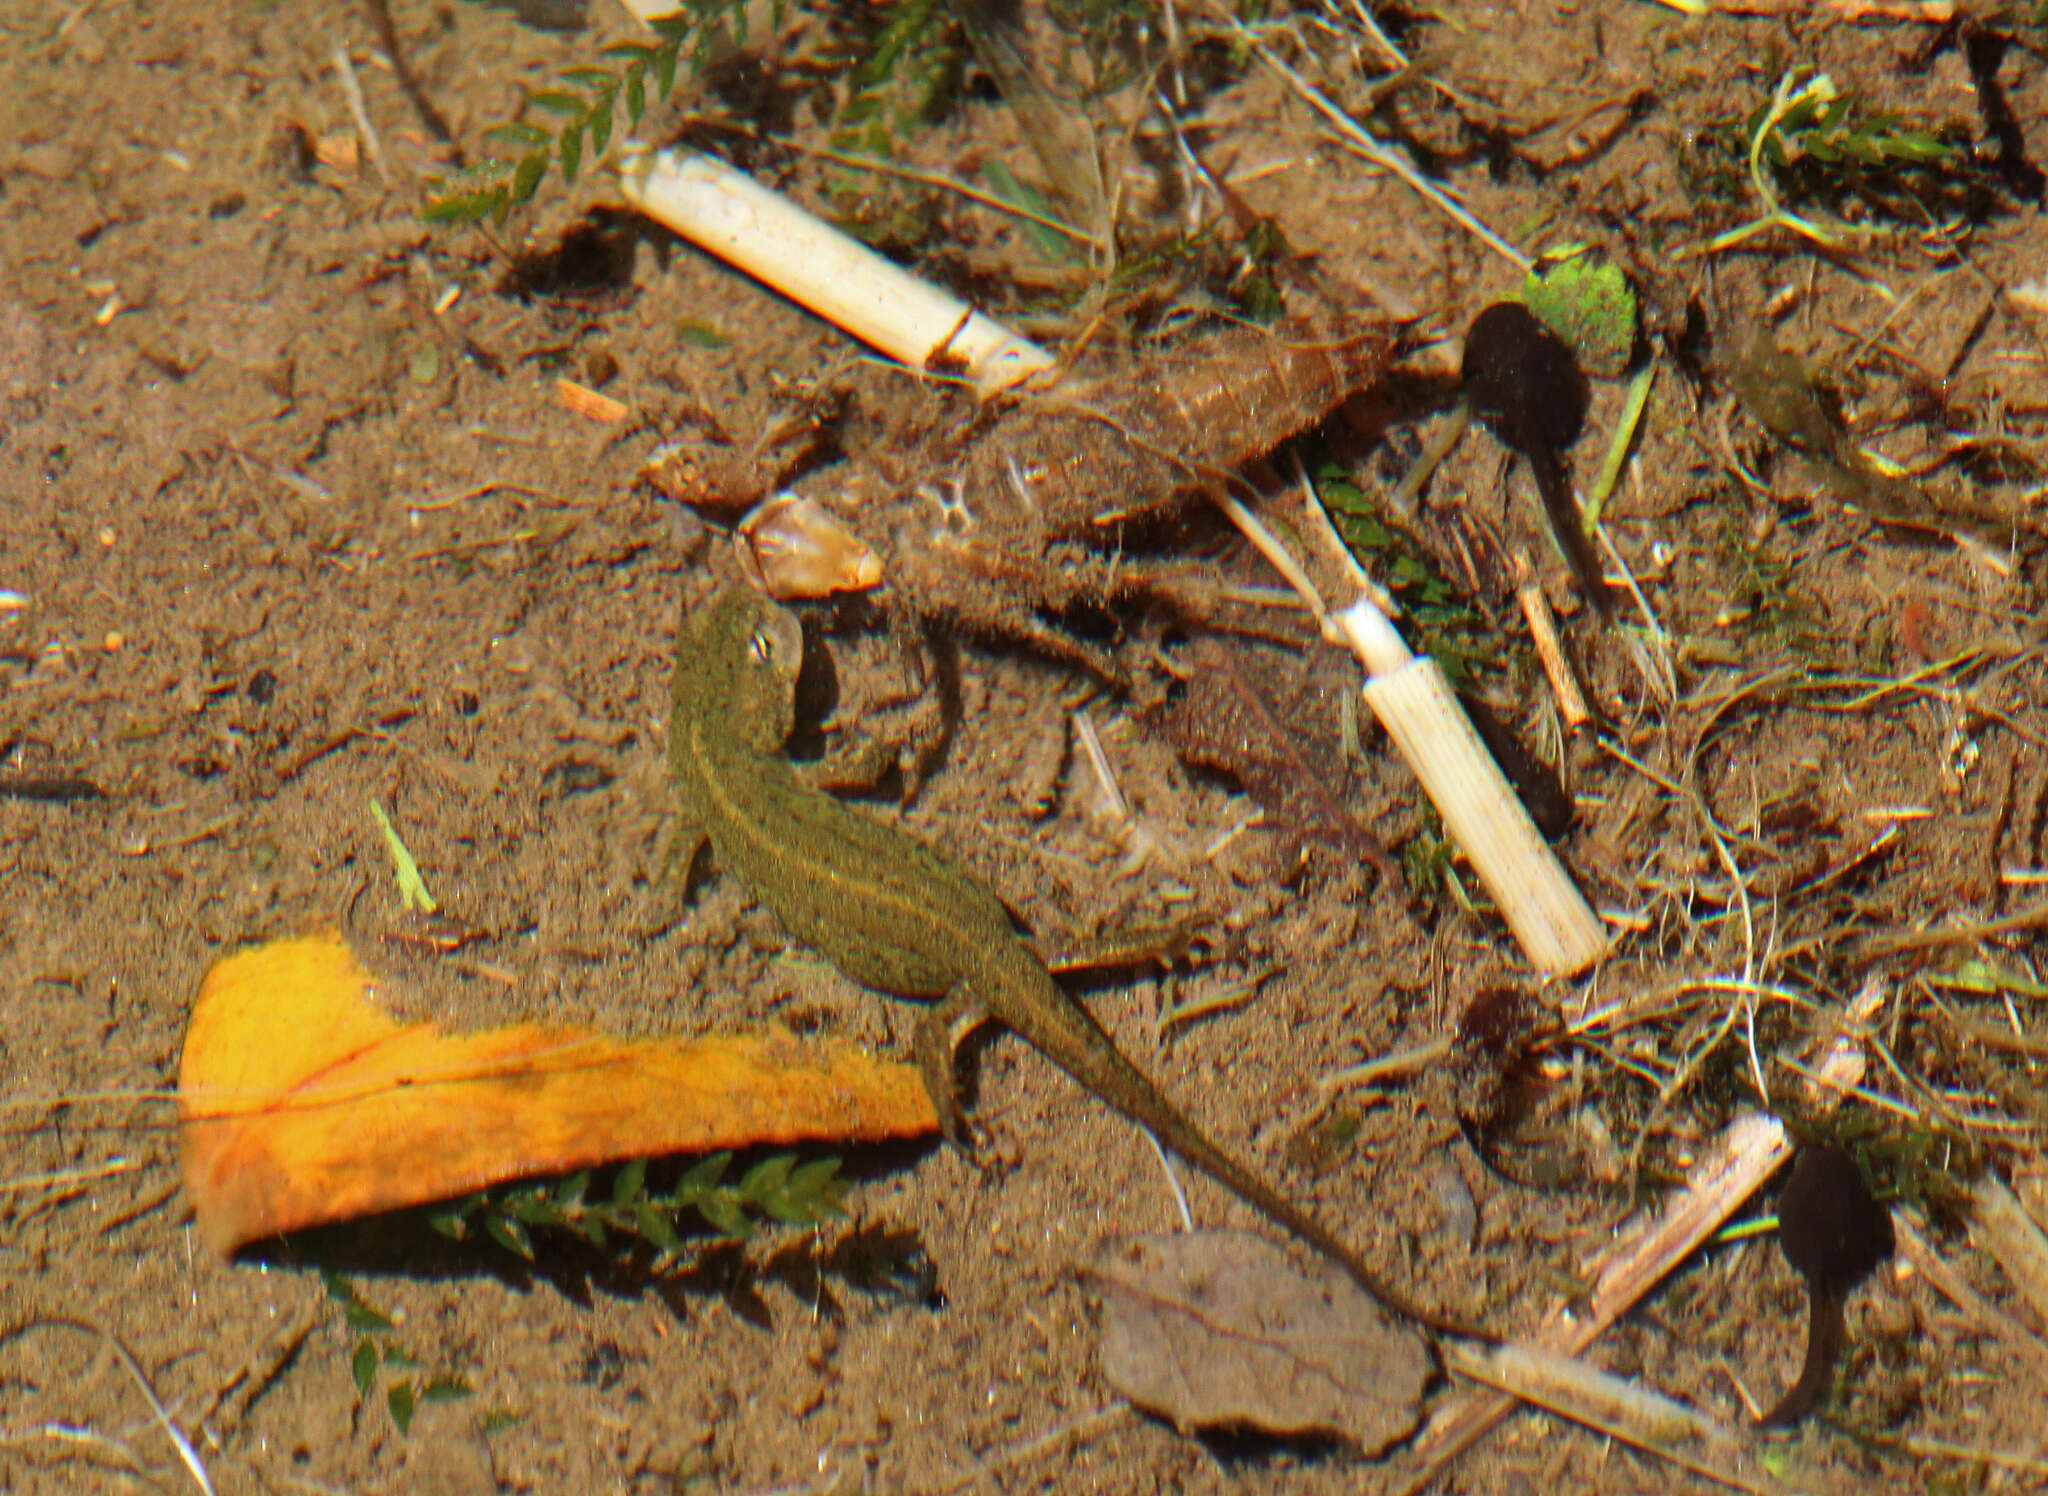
427,1153 -> 848,1260
321,1271 -> 475,1436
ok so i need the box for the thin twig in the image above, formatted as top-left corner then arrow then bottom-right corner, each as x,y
936,1401 -> 1137,1494
1854,897 -> 2048,958
1205,487 -> 1333,634
1444,1342 -> 1788,1495
330,42 -> 390,187
1288,454 -> 1399,618
1139,1131 -> 1196,1233
1214,11 -> 1529,271
0,1156 -> 147,1199
773,135 -> 1094,244
0,1318 -> 216,1496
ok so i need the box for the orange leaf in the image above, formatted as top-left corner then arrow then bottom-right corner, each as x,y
178,931 -> 936,1256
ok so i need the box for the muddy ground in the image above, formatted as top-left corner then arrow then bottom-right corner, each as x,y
5,0 -> 2048,1492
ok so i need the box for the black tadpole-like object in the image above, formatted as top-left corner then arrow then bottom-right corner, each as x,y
1460,302 -> 1614,619
1763,1143 -> 1895,1427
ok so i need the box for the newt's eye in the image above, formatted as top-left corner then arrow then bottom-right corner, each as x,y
748,628 -> 775,664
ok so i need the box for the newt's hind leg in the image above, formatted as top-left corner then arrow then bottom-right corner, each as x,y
911,985 -> 994,1150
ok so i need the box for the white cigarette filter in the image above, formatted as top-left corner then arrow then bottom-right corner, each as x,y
618,146 -> 1055,398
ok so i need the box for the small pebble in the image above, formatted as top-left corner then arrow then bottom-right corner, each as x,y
65,17 -> 107,64
16,141 -> 78,180
1427,1163 -> 1478,1247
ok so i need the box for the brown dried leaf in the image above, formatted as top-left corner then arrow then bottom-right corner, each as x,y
1081,1230 -> 1431,1454
1140,636 -> 1397,884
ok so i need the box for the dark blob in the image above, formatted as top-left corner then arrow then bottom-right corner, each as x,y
1763,1143 -> 1895,1427
1459,303 -> 1612,618
1462,302 -> 1588,456
0,775 -> 103,803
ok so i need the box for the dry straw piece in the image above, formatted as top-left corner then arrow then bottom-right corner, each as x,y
1339,600 -> 1611,977
618,146 -> 1055,398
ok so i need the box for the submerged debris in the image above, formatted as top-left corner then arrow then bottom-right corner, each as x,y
949,313 -> 1400,536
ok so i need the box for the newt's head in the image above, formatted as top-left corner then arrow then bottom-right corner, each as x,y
683,587 -> 804,754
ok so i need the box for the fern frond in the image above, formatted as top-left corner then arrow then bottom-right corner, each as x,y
423,0 -> 781,227
831,0 -> 958,161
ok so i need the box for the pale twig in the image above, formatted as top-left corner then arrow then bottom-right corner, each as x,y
49,0 -> 104,43
1345,600 -> 1611,975
1288,454 -> 1399,619
1893,1213 -> 2048,1387
617,147 -> 1055,397
1597,525 -> 1679,709
1854,897 -> 2048,958
936,1402 -> 1137,1494
1215,13 -> 1529,271
1443,1342 -> 1788,1495
1158,976 -> 1265,1031
1139,1130 -> 1197,1233
1071,709 -> 1165,878
1149,88 -> 1223,235
1070,709 -> 1129,825
1337,0 -> 1410,70
1320,1035 -> 1453,1092
0,1419 -> 152,1483
1386,404 -> 1470,521
1879,1432 -> 2048,1479
330,43 -> 389,187
0,1156 -> 147,1199
1205,486 -> 1333,631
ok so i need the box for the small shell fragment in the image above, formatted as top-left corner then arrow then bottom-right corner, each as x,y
734,493 -> 883,599
313,131 -> 359,174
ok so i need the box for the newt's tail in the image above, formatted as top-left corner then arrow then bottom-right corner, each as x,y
991,947 -> 1498,1344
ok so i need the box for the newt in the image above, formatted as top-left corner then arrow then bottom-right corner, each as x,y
668,586 -> 1487,1341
